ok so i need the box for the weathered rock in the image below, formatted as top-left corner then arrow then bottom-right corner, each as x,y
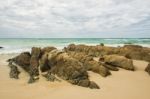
88,61 -> 111,77
66,52 -> 111,77
65,44 -> 150,62
30,47 -> 41,76
39,53 -> 50,72
89,81 -> 100,89
12,52 -> 31,71
145,63 -> 150,75
78,80 -> 90,87
43,71 -> 61,82
47,50 -> 99,89
28,76 -> 39,84
8,62 -> 20,79
78,80 -> 100,89
41,46 -> 56,55
103,55 -> 134,70
100,62 -> 119,71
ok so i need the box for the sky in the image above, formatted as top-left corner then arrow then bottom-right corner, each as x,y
0,0 -> 150,38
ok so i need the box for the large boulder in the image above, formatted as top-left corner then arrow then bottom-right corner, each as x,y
119,45 -> 150,62
12,52 -> 31,71
103,55 -> 134,70
145,63 -> 150,75
85,60 -> 111,77
47,50 -> 99,89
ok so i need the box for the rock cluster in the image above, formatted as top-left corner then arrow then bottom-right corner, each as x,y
65,44 -> 150,62
7,44 -> 150,89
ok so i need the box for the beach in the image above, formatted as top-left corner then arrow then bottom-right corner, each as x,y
0,53 -> 150,99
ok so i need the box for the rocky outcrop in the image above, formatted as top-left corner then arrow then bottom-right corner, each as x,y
47,50 -> 99,89
103,55 -> 134,70
8,48 -> 100,89
8,44 -> 149,89
65,44 -> 150,62
145,63 -> 150,75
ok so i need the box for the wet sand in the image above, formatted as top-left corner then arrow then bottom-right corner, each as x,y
0,54 -> 150,99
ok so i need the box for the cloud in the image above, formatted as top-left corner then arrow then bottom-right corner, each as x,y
0,0 -> 150,38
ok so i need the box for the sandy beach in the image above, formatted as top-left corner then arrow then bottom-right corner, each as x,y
0,53 -> 150,99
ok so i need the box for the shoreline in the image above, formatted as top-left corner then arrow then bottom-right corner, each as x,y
0,44 -> 150,54
0,44 -> 150,99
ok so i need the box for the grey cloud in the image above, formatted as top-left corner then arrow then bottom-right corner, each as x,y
0,0 -> 150,38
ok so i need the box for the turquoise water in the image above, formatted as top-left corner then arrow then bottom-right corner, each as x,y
0,38 -> 150,53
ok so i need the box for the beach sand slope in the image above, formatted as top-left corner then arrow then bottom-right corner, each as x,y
0,54 -> 150,99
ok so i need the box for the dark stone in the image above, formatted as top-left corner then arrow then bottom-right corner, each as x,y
78,80 -> 90,87
12,52 -> 31,71
43,71 -> 61,82
89,81 -> 100,89
28,75 -> 39,84
9,63 -> 20,79
39,53 -> 50,72
30,47 -> 41,77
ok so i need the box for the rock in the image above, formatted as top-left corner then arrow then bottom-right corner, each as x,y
28,76 -> 39,84
31,47 -> 41,57
43,71 -> 61,82
90,62 -> 111,77
102,63 -> 119,71
0,46 -> 3,49
103,55 -> 134,70
66,52 -> 111,77
78,80 -> 90,87
99,61 -> 119,71
8,63 -> 20,79
65,44 -> 150,62
145,63 -> 150,75
12,52 -> 31,71
41,46 -> 56,55
78,80 -> 100,89
89,81 -> 100,89
30,47 -> 41,76
39,53 -> 50,72
119,45 -> 150,62
46,50 -> 99,88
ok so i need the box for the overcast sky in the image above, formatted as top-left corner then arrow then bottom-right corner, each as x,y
0,0 -> 150,38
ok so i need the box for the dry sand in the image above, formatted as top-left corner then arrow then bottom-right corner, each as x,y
0,54 -> 150,99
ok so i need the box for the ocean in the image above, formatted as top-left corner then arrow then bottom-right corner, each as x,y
0,38 -> 150,54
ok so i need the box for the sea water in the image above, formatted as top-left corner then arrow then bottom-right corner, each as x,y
0,38 -> 150,54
